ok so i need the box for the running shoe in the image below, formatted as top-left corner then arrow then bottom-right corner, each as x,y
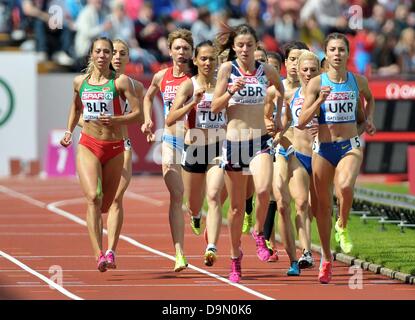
229,251 -> 243,283
298,250 -> 314,269
105,250 -> 116,269
252,231 -> 271,261
334,220 -> 353,254
287,261 -> 301,276
318,260 -> 333,284
174,253 -> 188,272
204,248 -> 217,267
190,216 -> 203,236
97,252 -> 107,272
242,212 -> 252,234
267,248 -> 279,262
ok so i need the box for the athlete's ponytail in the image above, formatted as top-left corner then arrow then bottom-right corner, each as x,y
215,24 -> 258,62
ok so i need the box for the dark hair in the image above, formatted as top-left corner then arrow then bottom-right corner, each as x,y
324,32 -> 349,53
190,40 -> 216,75
255,45 -> 268,62
282,41 -> 309,59
267,51 -> 283,68
320,56 -> 326,68
195,40 -> 215,58
216,23 -> 258,62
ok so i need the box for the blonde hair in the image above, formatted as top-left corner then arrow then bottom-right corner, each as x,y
297,50 -> 320,72
167,28 -> 194,49
113,39 -> 130,55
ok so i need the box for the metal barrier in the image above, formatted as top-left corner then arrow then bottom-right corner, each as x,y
352,187 -> 415,232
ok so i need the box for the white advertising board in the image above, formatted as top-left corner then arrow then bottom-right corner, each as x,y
0,52 -> 37,176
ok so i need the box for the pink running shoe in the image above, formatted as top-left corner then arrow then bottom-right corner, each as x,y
105,250 -> 116,269
97,252 -> 107,272
229,251 -> 243,283
267,249 -> 279,262
252,231 -> 271,261
318,260 -> 333,284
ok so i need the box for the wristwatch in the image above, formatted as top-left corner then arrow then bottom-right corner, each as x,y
227,88 -> 235,96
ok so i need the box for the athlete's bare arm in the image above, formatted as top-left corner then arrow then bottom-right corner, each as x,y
211,62 -> 245,113
298,76 -> 328,129
264,86 -> 276,136
265,63 -> 284,132
141,69 -> 166,134
355,74 -> 376,135
60,75 -> 85,147
165,79 -> 197,127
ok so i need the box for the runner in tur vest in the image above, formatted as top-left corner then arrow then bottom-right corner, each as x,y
166,40 -> 227,268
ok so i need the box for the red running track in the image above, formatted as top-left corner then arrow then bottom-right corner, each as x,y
0,176 -> 414,300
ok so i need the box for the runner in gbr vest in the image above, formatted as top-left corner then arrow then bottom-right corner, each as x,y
211,24 -> 284,283
299,32 -> 376,284
60,37 -> 143,272
240,46 -> 269,237
141,29 -> 193,272
166,40 -> 227,268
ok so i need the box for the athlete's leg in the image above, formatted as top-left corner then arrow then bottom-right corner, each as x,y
225,170 -> 248,258
182,170 -> 206,217
205,164 -> 225,247
334,149 -> 363,228
107,150 -> 132,252
76,145 -> 104,259
312,153 -> 335,262
162,141 -> 185,255
289,157 -> 311,252
273,155 -> 297,262
250,153 -> 273,234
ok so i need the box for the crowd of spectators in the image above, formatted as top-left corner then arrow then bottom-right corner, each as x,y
1,0 -> 415,77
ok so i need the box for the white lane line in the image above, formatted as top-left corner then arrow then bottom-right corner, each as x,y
1,254 -> 282,259
116,233 -> 274,300
0,283 -> 288,288
0,185 -> 45,208
125,191 -> 165,206
48,199 -> 274,300
0,250 -> 83,300
1,185 -> 274,300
